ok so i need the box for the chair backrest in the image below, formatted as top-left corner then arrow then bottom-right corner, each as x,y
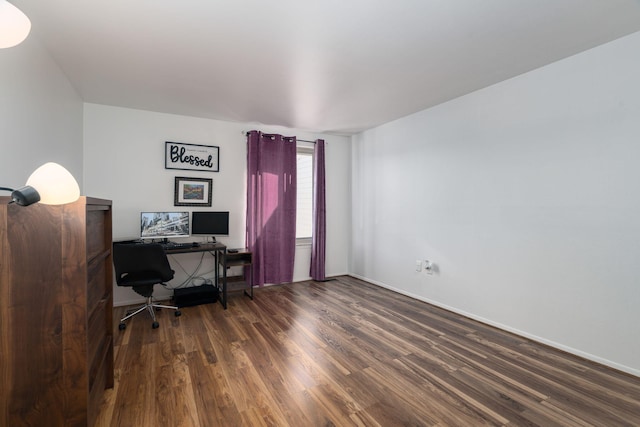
112,242 -> 174,285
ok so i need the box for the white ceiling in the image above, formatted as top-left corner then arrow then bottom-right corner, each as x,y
13,0 -> 640,135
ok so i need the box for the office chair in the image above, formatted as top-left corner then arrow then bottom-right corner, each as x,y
112,242 -> 181,329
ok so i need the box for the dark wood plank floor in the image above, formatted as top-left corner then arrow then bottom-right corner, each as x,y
96,276 -> 640,426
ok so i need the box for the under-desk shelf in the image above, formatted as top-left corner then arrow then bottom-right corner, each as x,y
217,248 -> 253,309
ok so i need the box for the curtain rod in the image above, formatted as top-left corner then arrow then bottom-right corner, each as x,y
244,131 -> 316,143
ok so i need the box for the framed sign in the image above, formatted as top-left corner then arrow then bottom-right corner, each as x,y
174,177 -> 212,206
165,141 -> 219,172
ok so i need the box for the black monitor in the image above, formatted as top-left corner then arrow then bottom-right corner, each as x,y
191,211 -> 229,238
140,211 -> 190,241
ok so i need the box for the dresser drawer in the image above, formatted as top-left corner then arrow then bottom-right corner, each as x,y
87,259 -> 108,315
87,300 -> 108,381
86,208 -> 109,261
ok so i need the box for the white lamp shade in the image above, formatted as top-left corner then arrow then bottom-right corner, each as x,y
26,162 -> 80,205
0,0 -> 31,48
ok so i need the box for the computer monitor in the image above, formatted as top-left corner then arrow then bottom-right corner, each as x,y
191,211 -> 229,237
140,211 -> 190,241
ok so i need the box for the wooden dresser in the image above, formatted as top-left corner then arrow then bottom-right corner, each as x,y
0,196 -> 114,427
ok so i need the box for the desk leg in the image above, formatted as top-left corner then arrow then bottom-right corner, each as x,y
221,249 -> 227,309
214,249 -> 227,310
243,265 -> 253,300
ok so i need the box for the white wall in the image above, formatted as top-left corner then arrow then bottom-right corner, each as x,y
0,38 -> 83,188
83,104 -> 350,305
351,31 -> 640,376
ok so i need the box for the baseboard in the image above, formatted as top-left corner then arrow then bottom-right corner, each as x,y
348,273 -> 640,378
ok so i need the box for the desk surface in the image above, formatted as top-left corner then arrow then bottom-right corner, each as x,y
113,239 -> 226,254
164,242 -> 225,254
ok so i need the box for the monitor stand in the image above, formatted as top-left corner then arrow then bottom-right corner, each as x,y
157,238 -> 174,247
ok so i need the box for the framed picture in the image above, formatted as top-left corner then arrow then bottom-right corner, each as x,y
165,141 -> 220,172
174,177 -> 212,206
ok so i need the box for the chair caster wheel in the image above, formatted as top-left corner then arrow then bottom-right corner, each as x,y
118,323 -> 126,330
152,321 -> 159,329
175,310 -> 181,317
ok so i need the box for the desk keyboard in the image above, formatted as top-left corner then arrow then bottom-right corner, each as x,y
160,242 -> 197,249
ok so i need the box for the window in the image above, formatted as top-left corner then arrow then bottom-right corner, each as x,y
296,145 -> 314,242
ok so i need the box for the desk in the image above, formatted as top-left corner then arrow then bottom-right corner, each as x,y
163,242 -> 252,309
163,242 -> 224,255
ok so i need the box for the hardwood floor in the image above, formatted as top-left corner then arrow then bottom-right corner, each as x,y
96,276 -> 640,426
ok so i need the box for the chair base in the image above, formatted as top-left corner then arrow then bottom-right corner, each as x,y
119,296 -> 181,329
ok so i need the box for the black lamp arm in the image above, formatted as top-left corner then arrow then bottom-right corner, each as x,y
1,185 -> 41,206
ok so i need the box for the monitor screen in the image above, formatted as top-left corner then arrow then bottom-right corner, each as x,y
191,211 -> 229,235
140,211 -> 190,240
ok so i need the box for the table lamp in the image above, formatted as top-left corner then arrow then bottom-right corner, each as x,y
0,0 -> 31,49
1,162 -> 80,206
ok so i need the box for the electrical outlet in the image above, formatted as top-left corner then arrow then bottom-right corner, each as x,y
424,259 -> 434,275
415,260 -> 422,272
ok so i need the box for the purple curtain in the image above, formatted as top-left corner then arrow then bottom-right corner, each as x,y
246,130 -> 297,286
310,139 -> 326,281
